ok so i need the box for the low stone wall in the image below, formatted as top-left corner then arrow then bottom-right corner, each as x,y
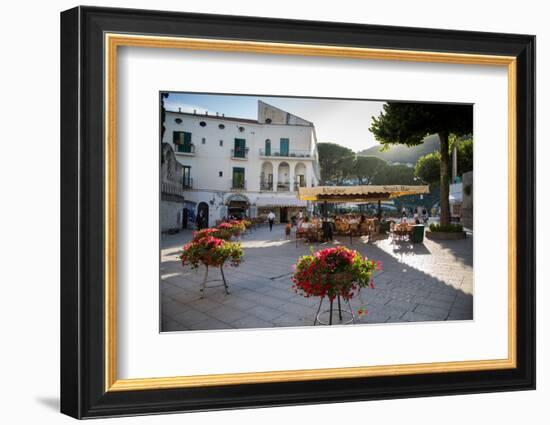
161,200 -> 183,232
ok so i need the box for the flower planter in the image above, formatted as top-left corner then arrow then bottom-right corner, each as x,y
180,235 -> 243,297
291,246 -> 380,325
425,230 -> 467,240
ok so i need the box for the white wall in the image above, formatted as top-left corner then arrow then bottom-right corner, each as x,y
162,111 -> 318,192
0,1 -> 546,425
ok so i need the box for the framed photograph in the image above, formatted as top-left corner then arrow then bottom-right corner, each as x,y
60,6 -> 535,419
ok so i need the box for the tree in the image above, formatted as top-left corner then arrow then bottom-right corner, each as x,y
415,138 -> 473,184
457,138 -> 473,176
369,102 -> 472,225
317,143 -> 355,185
377,164 -> 416,185
415,152 -> 441,185
353,156 -> 388,184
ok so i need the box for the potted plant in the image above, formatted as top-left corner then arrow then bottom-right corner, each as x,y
180,235 -> 243,298
291,246 -> 380,325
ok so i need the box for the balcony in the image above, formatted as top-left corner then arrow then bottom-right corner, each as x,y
260,180 -> 273,191
277,181 -> 290,192
259,148 -> 313,159
293,181 -> 306,192
230,179 -> 247,190
231,147 -> 249,160
182,177 -> 193,189
174,143 -> 196,156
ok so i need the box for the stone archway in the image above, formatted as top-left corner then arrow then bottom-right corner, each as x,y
225,193 -> 250,219
197,202 -> 209,229
294,162 -> 307,190
261,161 -> 274,190
277,162 -> 290,191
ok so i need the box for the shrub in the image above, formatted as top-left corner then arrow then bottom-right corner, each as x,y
429,223 -> 463,233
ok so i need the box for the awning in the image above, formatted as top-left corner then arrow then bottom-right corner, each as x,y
297,185 -> 430,203
256,196 -> 308,208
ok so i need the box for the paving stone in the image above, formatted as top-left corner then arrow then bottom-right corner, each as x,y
161,225 -> 473,330
414,304 -> 450,320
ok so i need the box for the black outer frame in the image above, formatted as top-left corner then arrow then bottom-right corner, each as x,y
60,6 -> 535,419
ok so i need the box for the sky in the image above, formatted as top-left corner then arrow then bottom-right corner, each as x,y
163,93 -> 386,153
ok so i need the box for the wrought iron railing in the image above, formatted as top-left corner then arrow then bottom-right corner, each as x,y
259,148 -> 312,158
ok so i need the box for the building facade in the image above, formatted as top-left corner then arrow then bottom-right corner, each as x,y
161,100 -> 321,227
160,143 -> 187,232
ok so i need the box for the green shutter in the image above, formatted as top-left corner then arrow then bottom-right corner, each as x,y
234,138 -> 246,158
280,138 -> 289,156
232,167 -> 245,188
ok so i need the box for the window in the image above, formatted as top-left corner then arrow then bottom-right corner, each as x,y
202,137 -> 206,144
173,131 -> 192,153
238,126 -> 245,132
280,138 -> 290,156
182,166 -> 192,188
232,167 -> 245,189
265,118 -> 272,124
199,121 -> 207,127
218,123 -> 225,129
265,139 -> 271,156
219,140 -> 223,147
175,118 -> 182,124
233,138 -> 247,158
219,171 -> 223,177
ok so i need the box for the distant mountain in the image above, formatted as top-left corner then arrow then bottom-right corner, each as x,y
358,134 -> 440,165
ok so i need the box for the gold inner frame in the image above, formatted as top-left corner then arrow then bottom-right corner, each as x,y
104,33 -> 517,392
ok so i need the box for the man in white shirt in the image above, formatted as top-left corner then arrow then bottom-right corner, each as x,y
267,211 -> 276,231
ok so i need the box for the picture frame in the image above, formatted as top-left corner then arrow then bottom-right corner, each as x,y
60,5 -> 535,419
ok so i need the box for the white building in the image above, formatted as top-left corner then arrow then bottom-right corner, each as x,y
161,100 -> 321,227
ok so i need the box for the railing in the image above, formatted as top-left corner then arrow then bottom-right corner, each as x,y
175,143 -> 195,154
231,147 -> 249,159
161,181 -> 186,197
230,179 -> 247,190
182,177 -> 193,189
259,148 -> 312,158
277,181 -> 290,192
293,181 -> 306,192
260,180 -> 273,191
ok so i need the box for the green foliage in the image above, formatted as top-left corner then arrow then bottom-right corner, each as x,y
369,103 -> 473,147
317,142 -> 355,184
291,246 -> 379,301
457,138 -> 473,175
376,163 -> 416,185
180,236 -> 243,269
369,102 -> 472,226
415,151 -> 441,184
429,223 -> 464,233
352,156 -> 388,184
414,137 -> 473,184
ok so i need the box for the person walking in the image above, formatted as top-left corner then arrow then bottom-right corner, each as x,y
267,210 -> 276,231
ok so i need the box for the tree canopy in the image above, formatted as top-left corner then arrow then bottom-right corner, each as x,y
369,103 -> 473,147
352,156 -> 388,184
414,151 -> 441,185
414,137 -> 473,184
317,143 -> 355,185
369,102 -> 473,225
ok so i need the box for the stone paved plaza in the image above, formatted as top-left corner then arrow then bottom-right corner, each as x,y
161,224 -> 473,332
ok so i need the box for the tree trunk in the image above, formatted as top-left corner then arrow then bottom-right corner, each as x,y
439,132 -> 451,226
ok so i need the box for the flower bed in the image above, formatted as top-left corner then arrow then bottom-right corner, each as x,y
291,246 -> 380,302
